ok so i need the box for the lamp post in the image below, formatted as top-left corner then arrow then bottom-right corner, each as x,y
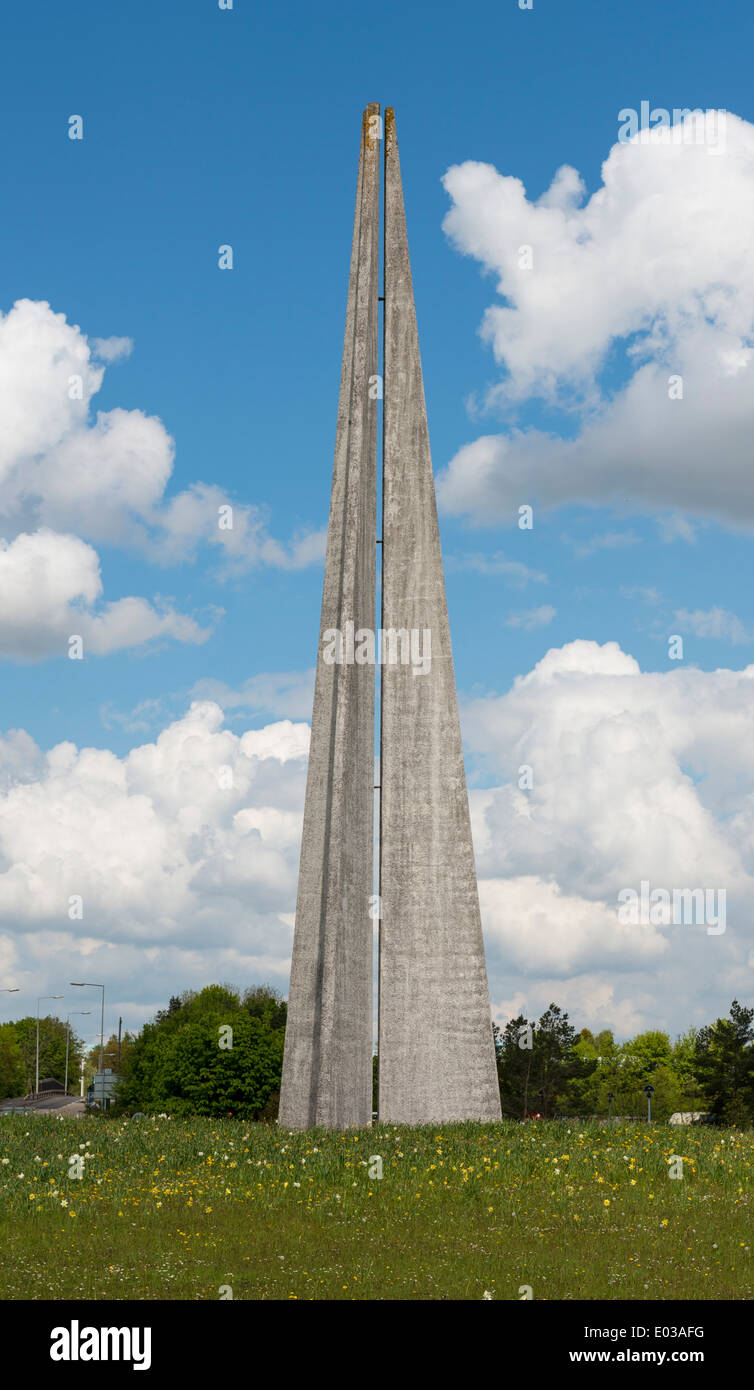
36,995 -> 64,1097
607,1090 -> 615,1122
70,983 -> 105,1072
643,1083 -> 655,1123
64,1012 -> 91,1095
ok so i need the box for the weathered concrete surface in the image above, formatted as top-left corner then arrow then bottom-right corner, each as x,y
278,105 -> 379,1129
378,109 -> 502,1125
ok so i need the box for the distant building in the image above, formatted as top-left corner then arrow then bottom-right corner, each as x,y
669,1111 -> 711,1125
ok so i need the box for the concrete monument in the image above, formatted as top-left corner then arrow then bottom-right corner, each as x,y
278,105 -> 501,1129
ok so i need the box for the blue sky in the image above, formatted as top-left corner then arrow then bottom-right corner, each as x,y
1,0 -> 753,1040
1,0 -> 752,751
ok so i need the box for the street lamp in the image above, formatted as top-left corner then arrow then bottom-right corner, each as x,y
607,1090 -> 615,1122
643,1083 -> 655,1123
70,983 -> 105,1072
36,995 -> 64,1097
64,1012 -> 91,1095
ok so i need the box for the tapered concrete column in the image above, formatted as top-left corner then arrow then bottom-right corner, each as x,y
379,108 -> 501,1124
278,105 -> 380,1129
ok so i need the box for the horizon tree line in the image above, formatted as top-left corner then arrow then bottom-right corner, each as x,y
1,990 -> 752,1125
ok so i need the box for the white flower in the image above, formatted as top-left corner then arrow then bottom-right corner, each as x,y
483,1291 -> 493,1300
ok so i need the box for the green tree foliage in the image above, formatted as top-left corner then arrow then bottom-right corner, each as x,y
495,1009 -> 747,1123
0,1022 -> 25,1099
242,986 -> 287,1032
694,1000 -> 754,1125
493,1016 -> 535,1118
83,1031 -> 137,1094
559,1028 -> 706,1120
115,985 -> 286,1119
372,1050 -> 379,1117
495,1004 -> 595,1118
0,1016 -> 79,1097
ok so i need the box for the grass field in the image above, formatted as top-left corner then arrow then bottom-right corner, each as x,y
0,1114 -> 750,1300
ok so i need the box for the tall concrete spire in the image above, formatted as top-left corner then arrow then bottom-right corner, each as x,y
279,105 -> 500,1130
278,105 -> 379,1129
378,109 -> 501,1124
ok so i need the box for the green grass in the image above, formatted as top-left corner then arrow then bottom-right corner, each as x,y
0,1114 -> 751,1299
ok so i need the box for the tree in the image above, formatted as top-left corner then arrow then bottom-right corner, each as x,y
561,1029 -> 619,1116
10,1016 -> 73,1094
82,1031 -> 136,1094
0,1023 -> 24,1099
694,1000 -> 754,1124
494,1016 -> 537,1119
495,1005 -> 595,1118
115,984 -> 286,1119
242,986 -> 286,1031
535,1004 -> 594,1117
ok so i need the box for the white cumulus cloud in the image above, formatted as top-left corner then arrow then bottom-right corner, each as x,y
0,704 -> 310,1023
0,530 -> 210,660
0,298 -> 325,660
464,640 -> 754,1031
1,649 -> 753,1036
439,112 -> 754,528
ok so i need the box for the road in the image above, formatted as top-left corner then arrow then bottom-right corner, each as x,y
0,1094 -> 86,1116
